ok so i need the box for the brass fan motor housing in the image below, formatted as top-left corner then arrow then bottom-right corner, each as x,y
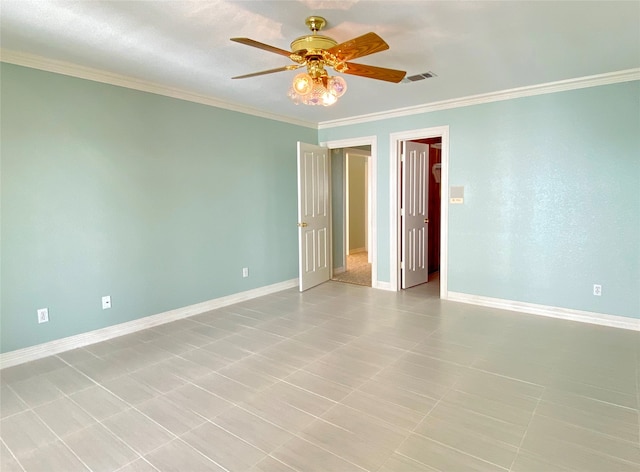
290,35 -> 337,55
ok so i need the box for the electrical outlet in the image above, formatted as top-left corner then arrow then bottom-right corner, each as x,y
102,295 -> 112,309
593,284 -> 602,296
242,267 -> 249,278
37,308 -> 49,324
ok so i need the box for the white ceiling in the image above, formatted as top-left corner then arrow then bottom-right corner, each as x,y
1,1 -> 638,125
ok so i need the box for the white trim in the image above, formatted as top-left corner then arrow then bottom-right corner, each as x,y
343,148 -> 372,267
390,126 -> 449,298
345,153 -> 351,261
447,291 -> 640,332
0,49 -> 317,130
4,49 -> 636,131
374,281 -> 394,291
321,136 -> 378,289
319,69 -> 640,129
0,279 -> 298,369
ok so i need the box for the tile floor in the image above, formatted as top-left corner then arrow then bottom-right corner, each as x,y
1,279 -> 639,471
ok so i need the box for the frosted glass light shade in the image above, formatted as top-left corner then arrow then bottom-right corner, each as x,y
292,73 -> 312,95
289,73 -> 347,106
322,91 -> 337,106
327,76 -> 347,97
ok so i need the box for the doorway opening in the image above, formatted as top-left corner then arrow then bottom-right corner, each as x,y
321,136 -> 379,289
331,147 -> 372,287
390,126 -> 449,298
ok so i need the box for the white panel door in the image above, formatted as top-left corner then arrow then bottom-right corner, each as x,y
402,141 -> 429,289
297,142 -> 331,291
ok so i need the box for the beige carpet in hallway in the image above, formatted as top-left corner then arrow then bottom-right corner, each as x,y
332,252 -> 371,286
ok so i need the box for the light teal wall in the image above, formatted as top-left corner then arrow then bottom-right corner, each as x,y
348,155 -> 366,252
2,65 -> 637,356
320,81 -> 640,319
0,63 -> 316,353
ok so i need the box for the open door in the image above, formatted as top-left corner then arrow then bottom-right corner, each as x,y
401,141 -> 429,288
297,142 -> 331,291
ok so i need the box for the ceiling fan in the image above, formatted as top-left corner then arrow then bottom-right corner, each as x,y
230,16 -> 406,106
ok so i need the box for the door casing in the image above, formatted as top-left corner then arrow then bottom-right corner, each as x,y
390,126 -> 450,297
321,136 -> 378,288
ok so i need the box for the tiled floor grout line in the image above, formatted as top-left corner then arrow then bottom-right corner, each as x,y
366,336 -> 448,472
2,385 -> 32,422
189,316 -> 369,470
148,314 -> 362,471
51,357 -> 213,470
114,455 -> 161,472
195,307 -> 430,471
262,454 -> 305,472
185,374 -> 374,472
15,399 -> 95,472
60,351 -> 239,472
0,436 -> 27,472
380,378 -> 453,472
390,452 -> 438,472
378,344 -> 546,472
3,282 -> 638,472
4,357 -> 103,471
507,387 -> 544,472
274,435 -> 371,472
172,436 -> 233,472
54,358 -> 162,471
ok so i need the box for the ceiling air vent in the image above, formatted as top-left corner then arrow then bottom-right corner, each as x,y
401,71 -> 437,83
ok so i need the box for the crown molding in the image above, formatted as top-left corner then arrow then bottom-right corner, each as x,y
318,68 -> 640,129
0,49 -> 318,130
3,49 -> 637,132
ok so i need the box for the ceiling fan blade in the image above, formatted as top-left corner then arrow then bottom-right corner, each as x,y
230,38 -> 293,58
342,62 -> 406,83
232,65 -> 301,79
327,32 -> 389,62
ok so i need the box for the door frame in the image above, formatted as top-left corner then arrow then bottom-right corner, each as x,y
320,136 -> 378,288
345,149 -> 371,259
390,126 -> 449,297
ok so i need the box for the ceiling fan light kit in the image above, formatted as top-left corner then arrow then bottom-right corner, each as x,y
288,72 -> 347,106
230,16 -> 406,107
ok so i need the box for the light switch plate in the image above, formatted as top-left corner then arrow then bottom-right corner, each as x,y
450,186 -> 464,204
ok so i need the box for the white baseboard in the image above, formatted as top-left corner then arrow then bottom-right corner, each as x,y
373,280 -> 395,291
446,291 -> 640,331
0,278 -> 298,369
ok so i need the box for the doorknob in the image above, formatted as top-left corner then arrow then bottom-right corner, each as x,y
424,218 -> 429,224
297,222 -> 308,227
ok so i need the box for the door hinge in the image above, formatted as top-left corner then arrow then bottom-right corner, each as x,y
400,208 -> 404,216
400,261 -> 405,269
